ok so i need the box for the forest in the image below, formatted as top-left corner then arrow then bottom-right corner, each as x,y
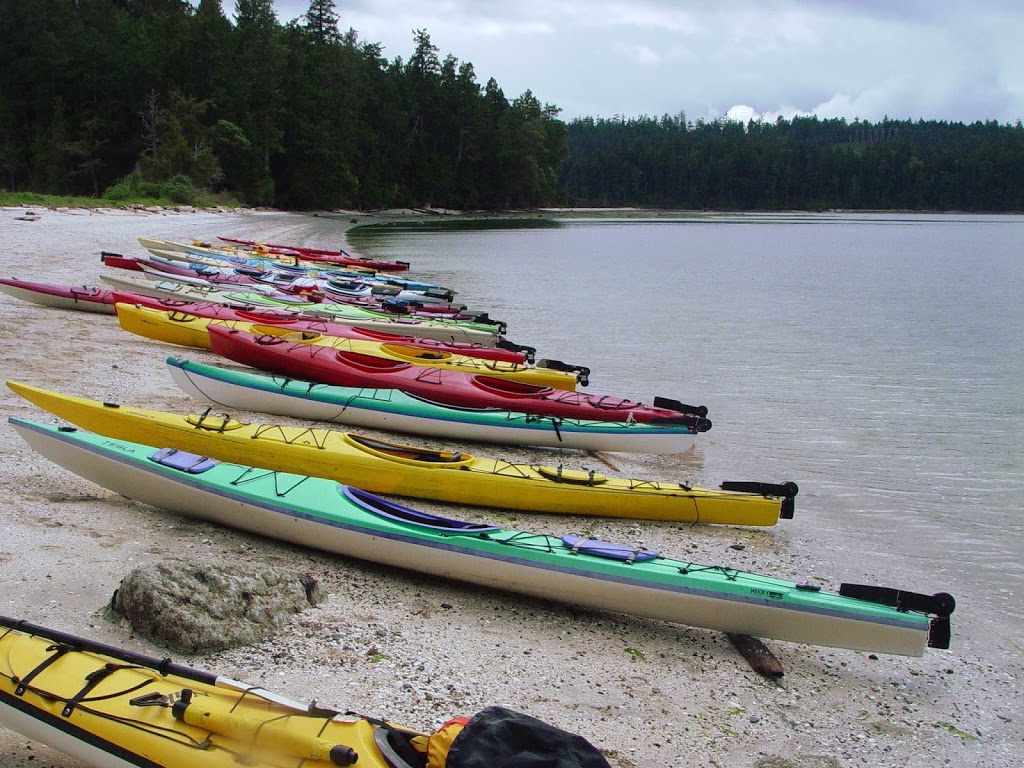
562,114 -> 1024,212
2,0 -> 1023,212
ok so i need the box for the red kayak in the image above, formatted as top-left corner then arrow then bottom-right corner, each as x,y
0,278 -> 119,314
111,292 -> 535,363
99,251 -> 146,272
218,236 -> 411,271
208,325 -> 709,428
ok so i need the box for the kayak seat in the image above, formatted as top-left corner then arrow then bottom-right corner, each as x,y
149,448 -> 218,474
536,465 -> 607,485
336,350 -> 410,371
348,434 -> 468,464
381,343 -> 448,361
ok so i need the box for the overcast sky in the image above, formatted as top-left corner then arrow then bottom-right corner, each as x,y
266,0 -> 1024,124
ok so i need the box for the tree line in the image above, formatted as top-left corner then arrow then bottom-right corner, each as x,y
560,114 -> 1024,211
2,1 -> 1022,212
0,0 -> 565,210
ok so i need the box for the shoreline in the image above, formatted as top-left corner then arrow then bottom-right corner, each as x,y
0,207 -> 1019,767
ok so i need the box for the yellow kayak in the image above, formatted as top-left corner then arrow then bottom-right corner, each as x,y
8,381 -> 797,526
115,302 -> 580,391
0,616 -> 431,767
0,615 -> 612,768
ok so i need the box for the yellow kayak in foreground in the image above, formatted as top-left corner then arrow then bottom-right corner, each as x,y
0,616 -> 427,767
8,381 -> 797,526
0,616 -> 610,767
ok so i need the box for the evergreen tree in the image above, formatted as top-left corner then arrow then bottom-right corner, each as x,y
187,0 -> 234,105
304,0 -> 340,45
231,0 -> 283,204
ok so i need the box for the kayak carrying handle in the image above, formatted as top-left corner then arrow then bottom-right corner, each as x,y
838,585 -> 956,650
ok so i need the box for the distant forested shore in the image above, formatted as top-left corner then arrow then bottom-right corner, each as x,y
2,1 -> 1022,213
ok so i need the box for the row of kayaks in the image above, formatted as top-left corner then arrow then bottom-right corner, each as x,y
0,231 -> 956,766
0,254 -> 726,452
149,234 -> 415,272
0,276 -> 712,452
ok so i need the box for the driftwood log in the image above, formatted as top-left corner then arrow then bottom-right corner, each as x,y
587,451 -> 621,472
727,634 -> 785,678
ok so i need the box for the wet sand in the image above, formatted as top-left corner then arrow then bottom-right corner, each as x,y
0,206 -> 1019,767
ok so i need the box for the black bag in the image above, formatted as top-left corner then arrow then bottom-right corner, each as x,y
445,706 -> 611,768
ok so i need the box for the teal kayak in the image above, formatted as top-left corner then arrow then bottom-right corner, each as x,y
166,357 -> 701,454
9,418 -> 954,657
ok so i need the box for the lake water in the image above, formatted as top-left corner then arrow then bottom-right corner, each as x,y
344,212 -> 1024,630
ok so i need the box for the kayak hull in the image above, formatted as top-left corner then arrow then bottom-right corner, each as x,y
208,325 -> 705,427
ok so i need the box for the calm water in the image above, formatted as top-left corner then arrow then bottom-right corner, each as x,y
347,213 -> 1024,627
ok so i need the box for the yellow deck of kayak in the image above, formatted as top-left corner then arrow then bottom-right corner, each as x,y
0,620 -> 424,768
115,302 -> 577,391
8,381 -> 786,526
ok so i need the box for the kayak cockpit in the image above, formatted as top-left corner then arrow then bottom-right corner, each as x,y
252,326 -> 322,343
345,433 -> 473,465
470,375 -> 552,397
341,486 -> 498,533
336,350 -> 412,371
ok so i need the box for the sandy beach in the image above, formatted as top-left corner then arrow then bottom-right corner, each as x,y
0,206 -> 1020,768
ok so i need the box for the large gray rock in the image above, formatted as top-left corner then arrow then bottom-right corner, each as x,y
110,559 -> 321,653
